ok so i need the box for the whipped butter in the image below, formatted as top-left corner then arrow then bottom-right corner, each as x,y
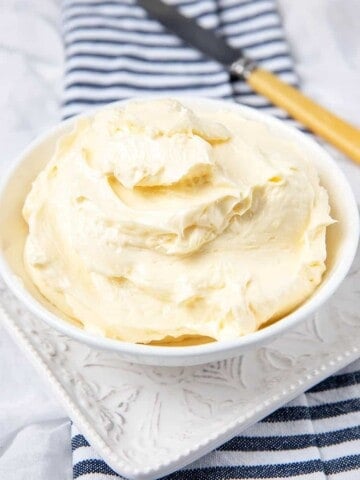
23,99 -> 333,343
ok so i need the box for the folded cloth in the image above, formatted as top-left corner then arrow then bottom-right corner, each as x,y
62,1 -> 360,478
62,0 -> 299,120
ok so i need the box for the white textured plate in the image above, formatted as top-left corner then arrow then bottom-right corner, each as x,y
1,250 -> 359,480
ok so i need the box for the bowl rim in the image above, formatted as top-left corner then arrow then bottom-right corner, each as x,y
0,96 -> 359,362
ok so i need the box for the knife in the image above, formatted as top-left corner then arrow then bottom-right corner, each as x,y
137,0 -> 360,165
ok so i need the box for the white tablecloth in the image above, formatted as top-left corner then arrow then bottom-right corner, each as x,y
0,1 -> 359,479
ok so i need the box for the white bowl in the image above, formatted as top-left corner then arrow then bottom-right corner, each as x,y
0,97 -> 358,366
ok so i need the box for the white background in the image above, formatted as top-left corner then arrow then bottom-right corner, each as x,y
0,1 -> 359,478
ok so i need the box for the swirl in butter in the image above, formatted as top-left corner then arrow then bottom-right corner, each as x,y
23,99 -> 333,343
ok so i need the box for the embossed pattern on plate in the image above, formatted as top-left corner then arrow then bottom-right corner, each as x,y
0,251 -> 359,480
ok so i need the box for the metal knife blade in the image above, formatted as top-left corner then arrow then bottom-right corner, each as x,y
137,0 -> 255,75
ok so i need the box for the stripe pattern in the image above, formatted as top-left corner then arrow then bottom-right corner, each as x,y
71,361 -> 360,479
63,1 -> 360,478
62,0 -> 299,121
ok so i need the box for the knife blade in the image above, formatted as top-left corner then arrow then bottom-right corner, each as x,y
136,0 -> 255,77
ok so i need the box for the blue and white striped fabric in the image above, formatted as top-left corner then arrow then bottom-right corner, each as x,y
62,0 -> 360,478
71,362 -> 360,479
62,0 -> 300,120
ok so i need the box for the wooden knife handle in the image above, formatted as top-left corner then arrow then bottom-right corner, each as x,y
247,68 -> 360,165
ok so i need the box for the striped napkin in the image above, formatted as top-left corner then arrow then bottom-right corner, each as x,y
62,1 -> 360,478
62,0 -> 300,120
